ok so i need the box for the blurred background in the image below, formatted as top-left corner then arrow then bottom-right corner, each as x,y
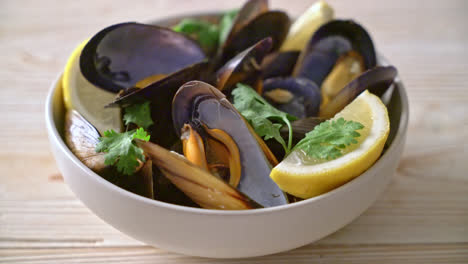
1,0 -> 467,263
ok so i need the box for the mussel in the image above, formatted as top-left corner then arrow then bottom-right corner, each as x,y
139,140 -> 261,209
111,62 -> 212,149
261,51 -> 300,79
172,81 -> 288,207
80,22 -> 206,93
262,77 -> 321,118
320,66 -> 397,118
65,110 -> 154,198
216,37 -> 273,95
293,19 -> 376,87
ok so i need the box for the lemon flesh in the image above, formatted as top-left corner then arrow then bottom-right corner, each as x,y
62,41 -> 122,135
280,0 -> 334,51
270,91 -> 390,198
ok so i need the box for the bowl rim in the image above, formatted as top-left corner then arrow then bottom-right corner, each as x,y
45,19 -> 409,217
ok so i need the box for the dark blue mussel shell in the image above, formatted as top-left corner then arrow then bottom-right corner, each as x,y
217,11 -> 290,66
293,20 -> 376,87
80,22 -> 206,93
263,77 -> 321,118
320,66 -> 398,118
216,37 -> 273,95
261,51 -> 300,79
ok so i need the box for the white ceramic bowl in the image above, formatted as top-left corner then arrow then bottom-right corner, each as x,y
45,14 -> 409,259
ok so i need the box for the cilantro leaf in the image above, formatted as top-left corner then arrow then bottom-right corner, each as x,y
218,9 -> 239,45
232,83 -> 297,154
123,101 -> 153,129
172,18 -> 220,52
95,128 -> 150,175
293,117 -> 364,160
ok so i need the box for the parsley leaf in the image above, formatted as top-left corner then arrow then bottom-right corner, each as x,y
172,18 -> 220,52
218,9 -> 239,45
293,118 -> 364,160
232,83 -> 297,154
123,101 -> 153,129
95,128 -> 150,175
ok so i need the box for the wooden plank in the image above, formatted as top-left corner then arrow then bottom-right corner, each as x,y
1,244 -> 468,264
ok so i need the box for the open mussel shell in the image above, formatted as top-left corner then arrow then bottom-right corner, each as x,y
80,22 -> 206,93
218,11 -> 290,65
293,19 -> 376,86
263,77 -> 321,118
320,66 -> 398,118
216,37 -> 272,94
172,81 -> 288,207
139,140 -> 261,210
261,51 -> 300,79
65,110 -> 154,199
112,62 -> 212,149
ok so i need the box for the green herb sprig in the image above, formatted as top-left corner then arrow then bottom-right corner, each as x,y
123,101 -> 153,129
95,128 -> 150,175
172,9 -> 239,52
96,101 -> 153,175
293,117 -> 364,160
172,18 -> 220,52
232,83 -> 297,154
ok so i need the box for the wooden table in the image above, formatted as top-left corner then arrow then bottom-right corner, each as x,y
1,0 -> 467,262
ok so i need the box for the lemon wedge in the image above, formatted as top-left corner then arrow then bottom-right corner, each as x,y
270,90 -> 390,198
62,40 -> 122,135
280,0 -> 334,51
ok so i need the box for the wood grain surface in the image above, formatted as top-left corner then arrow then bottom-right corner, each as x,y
1,0 -> 468,263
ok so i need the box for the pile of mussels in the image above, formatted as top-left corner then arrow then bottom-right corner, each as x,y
65,0 -> 398,210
